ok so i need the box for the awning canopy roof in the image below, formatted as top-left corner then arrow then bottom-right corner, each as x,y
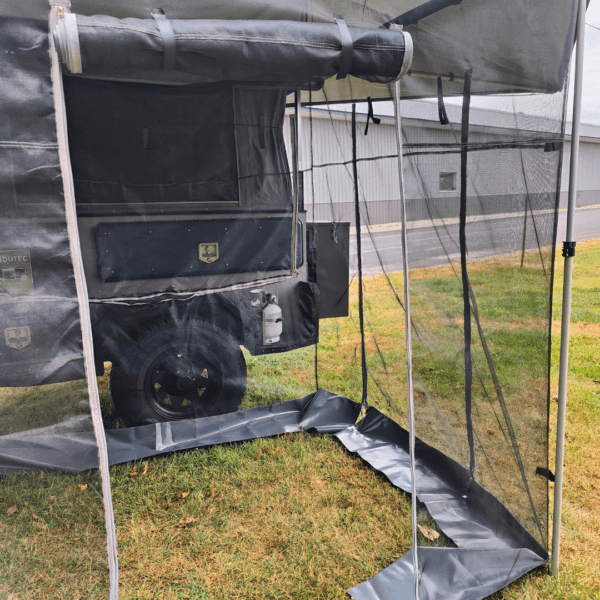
6,0 -> 579,100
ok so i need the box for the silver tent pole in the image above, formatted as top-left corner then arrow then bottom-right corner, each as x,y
393,77 -> 420,600
551,0 -> 586,576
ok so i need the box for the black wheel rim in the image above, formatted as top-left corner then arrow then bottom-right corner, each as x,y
143,343 -> 223,420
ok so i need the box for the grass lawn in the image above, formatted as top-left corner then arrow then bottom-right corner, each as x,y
1,240 -> 599,599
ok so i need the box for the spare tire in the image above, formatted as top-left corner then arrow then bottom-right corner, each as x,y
110,320 -> 246,427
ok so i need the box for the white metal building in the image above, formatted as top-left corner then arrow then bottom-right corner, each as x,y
286,101 -> 600,225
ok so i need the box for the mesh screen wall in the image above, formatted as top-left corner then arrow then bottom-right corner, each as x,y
0,2 -> 578,598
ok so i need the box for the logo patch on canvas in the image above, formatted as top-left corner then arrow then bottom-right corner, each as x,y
0,249 -> 33,296
5,326 -> 31,349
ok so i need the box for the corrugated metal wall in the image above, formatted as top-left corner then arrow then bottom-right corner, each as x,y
560,138 -> 600,207
284,104 -> 600,225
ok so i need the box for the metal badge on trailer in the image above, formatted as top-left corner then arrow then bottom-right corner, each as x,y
198,243 -> 219,264
5,326 -> 31,349
0,249 -> 33,296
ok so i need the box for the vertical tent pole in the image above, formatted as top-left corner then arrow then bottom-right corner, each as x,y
520,194 -> 529,268
393,80 -> 419,600
551,0 -> 586,576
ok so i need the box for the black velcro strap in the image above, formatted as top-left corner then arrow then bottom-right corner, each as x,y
151,8 -> 176,71
536,467 -> 556,482
459,69 -> 475,477
545,140 -> 563,152
562,241 -> 576,257
334,14 -> 353,80
437,77 -> 450,125
352,104 -> 368,414
364,97 -> 381,136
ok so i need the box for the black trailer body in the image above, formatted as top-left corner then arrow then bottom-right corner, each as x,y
1,59 -> 351,425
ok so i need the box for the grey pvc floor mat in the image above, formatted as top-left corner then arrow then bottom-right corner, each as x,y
0,389 -> 547,599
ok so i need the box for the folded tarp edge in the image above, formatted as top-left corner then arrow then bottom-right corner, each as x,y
0,389 -> 360,473
0,394 -> 546,560
336,407 -> 548,559
348,547 -> 547,600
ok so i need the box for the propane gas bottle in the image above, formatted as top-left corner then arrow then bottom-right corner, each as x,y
263,297 -> 283,344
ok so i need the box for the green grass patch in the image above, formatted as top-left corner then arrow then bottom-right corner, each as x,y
0,381 -> 91,436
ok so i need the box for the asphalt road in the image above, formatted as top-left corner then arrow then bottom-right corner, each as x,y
350,206 -> 600,274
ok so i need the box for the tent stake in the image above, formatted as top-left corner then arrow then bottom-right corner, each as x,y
551,0 -> 586,577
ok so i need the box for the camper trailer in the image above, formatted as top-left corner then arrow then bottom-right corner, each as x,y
2,68 -> 354,427
64,74 -> 354,426
1,10 -> 418,426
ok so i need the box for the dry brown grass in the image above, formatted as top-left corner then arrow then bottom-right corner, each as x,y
0,473 -> 109,600
111,434 -> 413,600
1,434 -> 414,600
547,368 -> 600,593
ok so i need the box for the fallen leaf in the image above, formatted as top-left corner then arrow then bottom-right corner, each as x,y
5,505 -> 17,516
180,492 -> 190,499
177,516 -> 197,527
32,513 -> 39,520
49,496 -> 57,501
418,525 -> 440,541
24,502 -> 30,508
129,463 -> 151,477
77,484 -> 88,491
487,429 -> 498,436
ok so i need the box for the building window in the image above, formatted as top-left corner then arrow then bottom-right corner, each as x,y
439,171 -> 457,192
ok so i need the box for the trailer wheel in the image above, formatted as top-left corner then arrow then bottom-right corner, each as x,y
110,320 -> 247,427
